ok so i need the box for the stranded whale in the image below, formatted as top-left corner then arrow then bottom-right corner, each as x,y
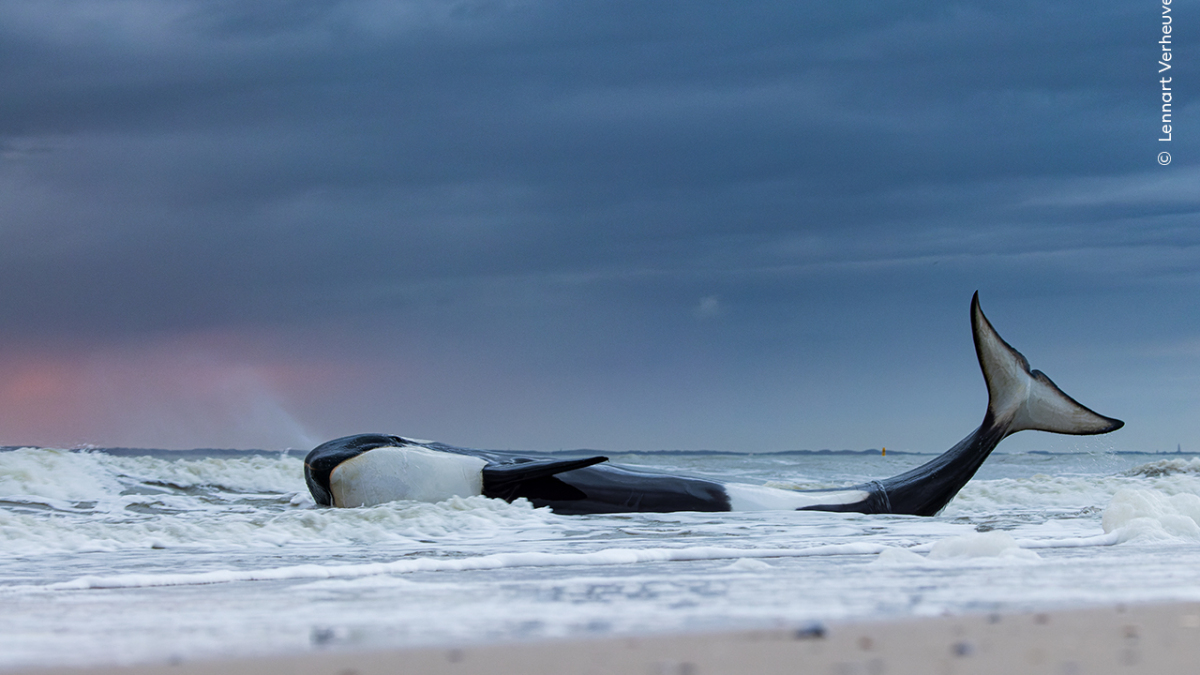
304,293 -> 1123,516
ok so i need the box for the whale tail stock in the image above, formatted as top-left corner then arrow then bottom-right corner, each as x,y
822,292 -> 1124,517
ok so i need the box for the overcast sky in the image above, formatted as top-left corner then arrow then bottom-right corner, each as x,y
1,0 -> 1196,454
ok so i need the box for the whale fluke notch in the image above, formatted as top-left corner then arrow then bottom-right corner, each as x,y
483,456 -> 609,502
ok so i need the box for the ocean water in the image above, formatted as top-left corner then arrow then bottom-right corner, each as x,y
4,445 -> 1200,669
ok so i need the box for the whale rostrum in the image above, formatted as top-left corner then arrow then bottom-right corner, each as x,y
304,293 -> 1123,515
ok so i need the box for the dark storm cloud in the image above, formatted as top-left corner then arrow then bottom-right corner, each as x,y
1,1 -> 1158,191
0,0 -> 1196,450
2,6 -> 1163,179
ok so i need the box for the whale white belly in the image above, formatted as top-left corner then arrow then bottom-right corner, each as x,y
723,483 -> 870,511
329,446 -> 487,507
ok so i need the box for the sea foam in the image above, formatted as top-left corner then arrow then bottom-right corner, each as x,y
1102,488 -> 1200,542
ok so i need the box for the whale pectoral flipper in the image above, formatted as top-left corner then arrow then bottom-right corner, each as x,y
482,456 -> 610,502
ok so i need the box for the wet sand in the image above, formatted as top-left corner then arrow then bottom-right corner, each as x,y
12,602 -> 1200,675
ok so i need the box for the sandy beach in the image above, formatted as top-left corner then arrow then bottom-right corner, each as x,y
10,602 -> 1200,675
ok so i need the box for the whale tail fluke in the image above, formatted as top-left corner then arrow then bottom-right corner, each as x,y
868,292 -> 1123,516
971,292 -> 1123,437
